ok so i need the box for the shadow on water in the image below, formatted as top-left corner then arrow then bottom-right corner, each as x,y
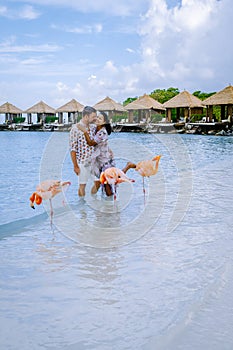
0,202 -> 88,241
0,212 -> 49,240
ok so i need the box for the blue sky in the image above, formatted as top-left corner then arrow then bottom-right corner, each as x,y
0,0 -> 232,109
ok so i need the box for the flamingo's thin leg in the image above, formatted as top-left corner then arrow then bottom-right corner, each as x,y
143,177 -> 146,205
113,185 -> 117,201
49,199 -> 53,225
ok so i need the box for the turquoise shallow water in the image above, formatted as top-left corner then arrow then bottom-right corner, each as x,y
0,131 -> 233,349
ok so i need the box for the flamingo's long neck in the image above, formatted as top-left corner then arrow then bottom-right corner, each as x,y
154,160 -> 160,174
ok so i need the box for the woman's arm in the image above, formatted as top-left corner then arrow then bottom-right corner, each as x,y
83,131 -> 97,146
108,148 -> 114,159
77,123 -> 97,146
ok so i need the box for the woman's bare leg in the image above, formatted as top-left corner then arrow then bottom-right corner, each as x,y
78,184 -> 86,197
105,184 -> 113,196
122,161 -> 136,173
91,181 -> 100,194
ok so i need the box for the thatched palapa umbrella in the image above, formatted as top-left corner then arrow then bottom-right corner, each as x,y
0,102 -> 23,123
163,90 -> 204,122
56,99 -> 84,123
93,96 -> 125,120
203,85 -> 233,122
125,94 -> 165,123
24,101 -> 56,124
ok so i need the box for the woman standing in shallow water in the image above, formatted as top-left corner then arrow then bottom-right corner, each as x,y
78,111 -> 135,196
79,112 -> 115,177
78,111 -> 115,195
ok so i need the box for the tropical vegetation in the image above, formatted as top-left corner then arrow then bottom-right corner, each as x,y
121,87 -> 221,122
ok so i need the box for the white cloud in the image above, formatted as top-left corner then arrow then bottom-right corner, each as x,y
136,0 -> 233,92
0,4 -> 40,20
19,5 -> 40,19
0,6 -> 7,16
21,57 -> 47,65
173,0 -> 217,31
1,0 -> 233,108
88,75 -> 97,80
94,24 -> 103,33
0,42 -> 62,53
7,0 -> 150,16
126,48 -> 135,53
80,0 -> 233,100
103,61 -> 118,74
51,22 -> 103,34
56,82 -> 69,92
64,24 -> 102,34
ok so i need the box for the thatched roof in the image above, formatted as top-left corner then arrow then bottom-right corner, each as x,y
125,94 -> 165,111
24,100 -> 56,114
163,90 -> 204,108
203,85 -> 233,105
56,99 -> 84,113
0,102 -> 23,114
93,96 -> 125,112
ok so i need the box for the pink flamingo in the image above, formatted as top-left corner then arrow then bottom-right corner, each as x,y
100,167 -> 135,200
135,155 -> 162,200
30,180 -> 71,223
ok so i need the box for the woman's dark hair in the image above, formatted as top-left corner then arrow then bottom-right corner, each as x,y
99,111 -> 112,135
104,123 -> 112,135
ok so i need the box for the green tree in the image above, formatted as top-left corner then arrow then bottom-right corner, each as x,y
193,90 -> 216,100
13,116 -> 25,123
45,115 -> 58,123
150,87 -> 180,104
193,90 -> 221,120
123,97 -> 138,106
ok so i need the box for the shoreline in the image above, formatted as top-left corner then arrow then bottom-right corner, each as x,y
0,120 -> 232,136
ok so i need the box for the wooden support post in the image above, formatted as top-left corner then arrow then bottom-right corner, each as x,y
220,105 -> 225,121
167,109 -> 172,122
128,111 -> 134,123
